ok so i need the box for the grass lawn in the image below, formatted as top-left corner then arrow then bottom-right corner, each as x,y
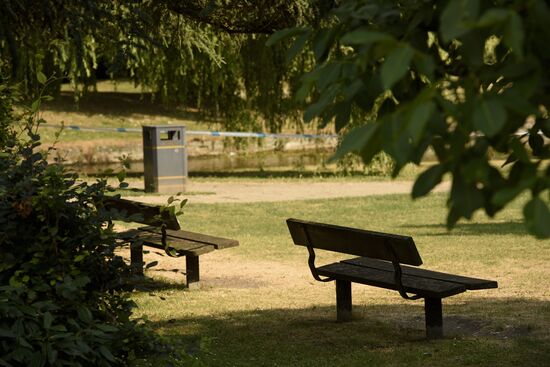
42,80 -> 549,365
129,192 -> 550,366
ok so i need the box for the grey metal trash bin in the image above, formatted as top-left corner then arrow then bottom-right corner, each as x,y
142,125 -> 187,193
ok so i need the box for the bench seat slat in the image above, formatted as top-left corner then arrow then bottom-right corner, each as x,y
343,257 -> 498,290
139,226 -> 239,249
316,263 -> 467,299
118,229 -> 216,256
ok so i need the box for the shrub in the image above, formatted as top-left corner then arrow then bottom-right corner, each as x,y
0,84 -> 178,365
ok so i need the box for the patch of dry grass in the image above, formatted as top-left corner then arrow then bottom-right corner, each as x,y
128,192 -> 550,366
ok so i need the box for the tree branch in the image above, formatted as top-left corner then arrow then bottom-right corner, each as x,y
164,0 -> 337,34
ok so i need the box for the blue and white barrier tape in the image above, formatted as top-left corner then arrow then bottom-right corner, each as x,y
40,124 -> 339,139
191,130 -> 338,139
41,124 -> 543,139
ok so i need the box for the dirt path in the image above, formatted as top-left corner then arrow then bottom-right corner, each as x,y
131,180 -> 450,205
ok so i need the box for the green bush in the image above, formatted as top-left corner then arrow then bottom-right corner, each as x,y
0,85 -> 181,365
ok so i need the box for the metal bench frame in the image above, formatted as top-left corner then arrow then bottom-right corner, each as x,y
288,218 -> 498,339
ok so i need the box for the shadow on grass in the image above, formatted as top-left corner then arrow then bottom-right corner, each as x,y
150,298 -> 550,367
400,221 -> 527,236
86,169 -> 375,180
43,91 -> 203,120
131,276 -> 189,292
88,171 -> 145,179
189,170 -> 374,180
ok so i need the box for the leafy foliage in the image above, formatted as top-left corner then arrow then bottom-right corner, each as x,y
0,0 -> 318,133
271,0 -> 550,238
0,83 -> 188,366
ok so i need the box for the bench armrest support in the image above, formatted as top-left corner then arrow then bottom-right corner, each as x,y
302,224 -> 333,282
307,246 -> 334,282
385,240 -> 422,300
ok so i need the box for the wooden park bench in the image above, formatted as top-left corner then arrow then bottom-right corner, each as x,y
99,196 -> 239,288
286,218 -> 498,339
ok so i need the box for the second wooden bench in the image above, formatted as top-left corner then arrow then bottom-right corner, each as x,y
100,196 -> 239,288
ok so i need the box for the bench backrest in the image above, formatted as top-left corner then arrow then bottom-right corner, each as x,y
101,197 -> 181,230
287,218 -> 422,266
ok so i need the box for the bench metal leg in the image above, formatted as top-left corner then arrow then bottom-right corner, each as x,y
336,280 -> 352,322
425,297 -> 443,339
186,255 -> 200,289
130,243 -> 144,275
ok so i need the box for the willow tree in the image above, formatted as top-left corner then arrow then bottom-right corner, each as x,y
0,0 -> 328,132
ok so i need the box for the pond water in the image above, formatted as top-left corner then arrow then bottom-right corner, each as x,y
70,149 -> 334,175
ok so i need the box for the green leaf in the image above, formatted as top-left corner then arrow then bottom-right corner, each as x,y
46,343 -> 57,365
334,103 -> 352,132
492,184 -> 529,207
528,132 -> 544,155
340,29 -> 393,45
145,261 -> 158,269
499,91 -> 536,116
509,138 -> 530,162
37,72 -> 47,85
316,63 -> 342,91
408,101 -> 435,143
265,27 -> 307,47
360,137 -> 383,166
295,81 -> 313,102
412,164 -> 445,198
476,8 -> 509,27
96,324 -> 119,332
331,123 -> 379,161
503,12 -> 524,58
43,311 -> 53,329
392,136 -> 414,169
524,198 -> 550,238
472,98 -> 507,137
303,86 -> 338,122
342,80 -> 364,100
0,329 -> 16,338
448,176 -> 484,225
166,248 -> 178,257
77,307 -> 92,323
380,44 -> 414,90
541,118 -> 550,138
116,170 -> 126,183
459,31 -> 485,67
286,33 -> 309,64
501,153 -> 517,167
440,0 -> 480,42
533,0 -> 550,38
313,29 -> 335,62
98,346 -> 116,362
31,99 -> 41,113
29,352 -> 44,367
413,53 -> 435,80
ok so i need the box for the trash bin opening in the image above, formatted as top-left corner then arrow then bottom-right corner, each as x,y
160,130 -> 180,141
